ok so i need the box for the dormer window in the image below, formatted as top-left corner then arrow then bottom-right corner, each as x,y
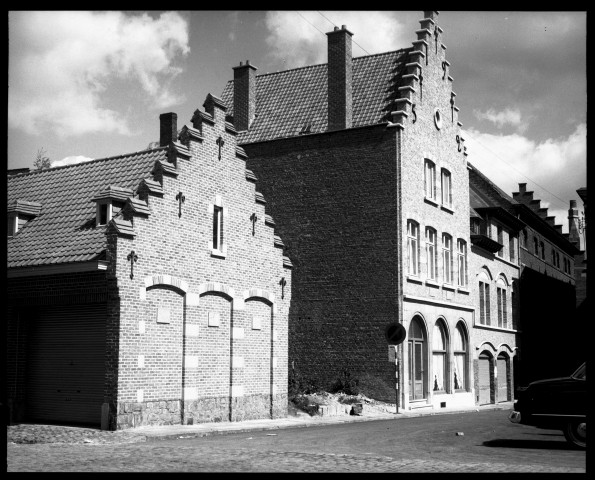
91,186 -> 132,227
7,200 -> 41,237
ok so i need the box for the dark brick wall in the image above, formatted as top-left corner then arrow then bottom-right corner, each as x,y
244,124 -> 399,400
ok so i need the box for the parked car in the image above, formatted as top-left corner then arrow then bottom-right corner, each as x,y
509,362 -> 586,448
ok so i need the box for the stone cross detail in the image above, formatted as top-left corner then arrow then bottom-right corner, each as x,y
279,277 -> 287,299
450,92 -> 456,121
216,136 -> 225,160
435,28 -> 439,53
250,212 -> 258,236
419,73 -> 423,102
127,250 -> 138,279
176,192 -> 185,217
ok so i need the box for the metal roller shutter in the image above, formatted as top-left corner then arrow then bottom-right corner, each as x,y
478,356 -> 491,405
26,303 -> 107,426
497,357 -> 508,402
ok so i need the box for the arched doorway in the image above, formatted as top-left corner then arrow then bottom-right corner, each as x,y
478,352 -> 493,405
497,353 -> 509,402
408,316 -> 427,401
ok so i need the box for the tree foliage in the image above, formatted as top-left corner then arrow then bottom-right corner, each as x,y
34,148 -> 51,170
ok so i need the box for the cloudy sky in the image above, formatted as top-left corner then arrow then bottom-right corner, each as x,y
8,10 -> 586,232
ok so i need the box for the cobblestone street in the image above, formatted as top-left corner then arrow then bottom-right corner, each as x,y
7,410 -> 586,473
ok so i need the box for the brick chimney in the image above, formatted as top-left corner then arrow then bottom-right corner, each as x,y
160,112 -> 178,146
233,60 -> 258,131
327,25 -> 353,131
568,199 -> 582,248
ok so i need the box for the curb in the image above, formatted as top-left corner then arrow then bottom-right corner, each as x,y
141,403 -> 513,443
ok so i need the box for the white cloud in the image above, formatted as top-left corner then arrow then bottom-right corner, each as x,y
51,155 -> 95,168
473,107 -> 525,131
8,11 -> 190,138
465,123 -> 586,232
264,11 -> 410,67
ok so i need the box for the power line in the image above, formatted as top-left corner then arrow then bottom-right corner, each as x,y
464,130 -> 572,208
294,11 -> 326,36
316,11 -> 371,56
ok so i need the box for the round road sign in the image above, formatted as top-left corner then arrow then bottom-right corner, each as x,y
385,322 -> 406,345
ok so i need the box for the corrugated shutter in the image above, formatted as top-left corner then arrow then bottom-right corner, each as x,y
497,357 -> 508,402
478,356 -> 491,405
27,303 -> 107,426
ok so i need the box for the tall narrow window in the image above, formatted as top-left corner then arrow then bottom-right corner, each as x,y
520,229 -> 527,249
534,236 -> 539,255
497,225 -> 503,257
407,220 -> 420,276
453,323 -> 467,390
442,233 -> 453,284
509,234 -> 516,263
497,277 -> 508,329
424,159 -> 437,201
478,271 -> 491,325
457,239 -> 468,287
426,227 -> 437,280
441,168 -> 452,208
432,322 -> 447,392
213,205 -> 224,252
540,241 -> 545,260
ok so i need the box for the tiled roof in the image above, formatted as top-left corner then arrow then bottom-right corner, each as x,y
220,49 -> 411,144
7,148 -> 167,269
468,162 -> 519,210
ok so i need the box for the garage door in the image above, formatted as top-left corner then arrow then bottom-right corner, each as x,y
26,303 -> 107,426
497,356 -> 509,402
478,355 -> 492,405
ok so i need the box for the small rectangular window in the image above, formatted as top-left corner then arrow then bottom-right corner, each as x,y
426,228 -> 437,280
7,215 -> 16,237
98,204 -> 108,225
457,239 -> 468,287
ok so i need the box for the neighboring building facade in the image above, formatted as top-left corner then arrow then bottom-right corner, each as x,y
568,189 -> 587,308
220,12 -> 476,411
6,96 -> 292,429
511,184 -> 580,383
468,165 -> 524,405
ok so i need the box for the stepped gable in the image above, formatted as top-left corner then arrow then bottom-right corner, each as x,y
220,49 -> 410,144
7,148 -> 166,268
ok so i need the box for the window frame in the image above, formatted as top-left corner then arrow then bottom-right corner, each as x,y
478,274 -> 491,326
407,220 -> 420,276
457,238 -> 468,287
424,159 -> 437,202
442,233 -> 453,284
426,227 -> 438,280
441,168 -> 453,208
209,195 -> 228,258
432,321 -> 448,393
453,323 -> 467,391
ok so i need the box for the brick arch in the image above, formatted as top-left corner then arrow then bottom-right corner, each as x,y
496,343 -> 517,357
243,289 -> 276,313
141,274 -> 189,300
198,281 -> 236,300
476,341 -> 497,354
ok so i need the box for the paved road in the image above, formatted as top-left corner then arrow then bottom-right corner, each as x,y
7,410 -> 586,472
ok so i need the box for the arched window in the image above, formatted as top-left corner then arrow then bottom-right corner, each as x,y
432,321 -> 447,392
453,323 -> 467,391
407,220 -> 420,276
478,270 -> 491,325
424,159 -> 437,201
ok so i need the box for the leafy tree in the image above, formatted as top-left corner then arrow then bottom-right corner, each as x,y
34,148 -> 51,170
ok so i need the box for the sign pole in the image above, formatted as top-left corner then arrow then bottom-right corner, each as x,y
395,346 -> 399,414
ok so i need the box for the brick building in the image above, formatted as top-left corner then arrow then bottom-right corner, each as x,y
220,12 -> 477,411
6,95 -> 292,429
468,165 -> 524,404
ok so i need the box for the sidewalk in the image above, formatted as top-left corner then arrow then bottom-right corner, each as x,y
7,401 -> 514,445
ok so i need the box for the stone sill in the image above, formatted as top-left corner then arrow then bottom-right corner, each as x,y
425,279 -> 440,288
442,283 -> 455,291
474,323 -> 517,334
424,197 -> 439,207
406,275 -> 423,284
440,205 -> 454,214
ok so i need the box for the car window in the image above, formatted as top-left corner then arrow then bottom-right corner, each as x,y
571,362 -> 586,380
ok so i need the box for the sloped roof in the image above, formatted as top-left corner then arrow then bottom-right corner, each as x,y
220,49 -> 411,144
7,148 -> 167,269
468,162 -> 518,210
